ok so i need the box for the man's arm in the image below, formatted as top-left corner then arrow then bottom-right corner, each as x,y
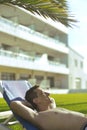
10,101 -> 43,129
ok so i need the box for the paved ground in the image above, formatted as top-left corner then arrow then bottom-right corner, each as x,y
0,110 -> 19,126
0,92 -> 3,98
0,110 -> 12,119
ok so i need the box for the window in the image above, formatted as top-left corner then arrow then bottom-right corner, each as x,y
48,55 -> 54,60
75,78 -> 81,89
47,76 -> 54,88
35,75 -> 44,84
1,72 -> 15,80
1,43 -> 12,50
20,74 -> 31,80
80,61 -> 83,69
74,59 -> 78,67
86,81 -> 87,88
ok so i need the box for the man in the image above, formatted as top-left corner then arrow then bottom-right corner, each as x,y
25,85 -> 56,111
10,85 -> 87,130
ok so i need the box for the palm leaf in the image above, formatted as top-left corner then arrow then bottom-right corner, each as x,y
0,0 -> 77,27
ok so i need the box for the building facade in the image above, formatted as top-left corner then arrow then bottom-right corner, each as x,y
0,4 -> 86,90
69,48 -> 87,90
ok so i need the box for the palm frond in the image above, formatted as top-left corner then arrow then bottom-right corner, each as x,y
0,0 -> 77,27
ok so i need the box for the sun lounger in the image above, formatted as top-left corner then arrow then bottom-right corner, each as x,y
0,80 -> 39,130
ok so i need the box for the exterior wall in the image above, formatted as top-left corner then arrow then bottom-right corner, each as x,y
55,75 -> 68,89
0,66 -> 68,89
69,48 -> 87,89
0,4 -> 87,91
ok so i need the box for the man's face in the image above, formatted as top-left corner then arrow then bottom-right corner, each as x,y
34,88 -> 51,106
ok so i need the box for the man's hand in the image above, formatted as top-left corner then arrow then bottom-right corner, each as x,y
49,97 -> 56,108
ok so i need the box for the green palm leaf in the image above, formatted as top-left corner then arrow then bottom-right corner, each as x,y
0,0 -> 77,27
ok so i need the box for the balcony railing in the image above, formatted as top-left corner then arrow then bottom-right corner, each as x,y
0,49 -> 34,61
0,49 -> 69,74
0,17 -> 69,54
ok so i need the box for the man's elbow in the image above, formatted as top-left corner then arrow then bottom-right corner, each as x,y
10,101 -> 21,114
10,101 -> 44,130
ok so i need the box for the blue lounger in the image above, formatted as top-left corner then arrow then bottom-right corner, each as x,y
0,80 -> 39,130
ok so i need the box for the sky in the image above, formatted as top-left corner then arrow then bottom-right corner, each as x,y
67,0 -> 87,72
68,0 -> 87,59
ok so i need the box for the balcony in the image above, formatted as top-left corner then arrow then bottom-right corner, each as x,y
0,50 -> 69,74
0,17 -> 69,54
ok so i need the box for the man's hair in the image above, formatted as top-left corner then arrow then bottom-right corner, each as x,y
25,85 -> 39,110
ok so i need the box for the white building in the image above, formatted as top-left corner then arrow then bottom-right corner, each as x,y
0,4 -> 86,91
69,48 -> 87,90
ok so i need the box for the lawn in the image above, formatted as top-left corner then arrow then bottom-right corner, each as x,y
0,98 -> 9,112
0,93 -> 87,130
51,93 -> 87,114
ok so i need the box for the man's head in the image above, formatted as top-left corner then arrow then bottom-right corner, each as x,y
25,85 -> 51,111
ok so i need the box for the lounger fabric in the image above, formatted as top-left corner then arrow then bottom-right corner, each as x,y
0,80 -> 39,130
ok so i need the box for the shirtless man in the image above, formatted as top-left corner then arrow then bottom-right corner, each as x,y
10,85 -> 87,130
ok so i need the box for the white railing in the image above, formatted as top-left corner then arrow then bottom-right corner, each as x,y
49,60 -> 66,67
0,17 -> 65,45
0,17 -> 69,53
0,49 -> 66,69
0,49 -> 33,61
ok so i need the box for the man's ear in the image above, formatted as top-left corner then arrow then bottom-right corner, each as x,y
33,98 -> 39,104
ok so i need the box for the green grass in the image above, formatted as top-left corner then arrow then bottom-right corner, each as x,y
0,93 -> 87,130
51,93 -> 87,114
8,124 -> 23,130
0,98 -> 10,112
